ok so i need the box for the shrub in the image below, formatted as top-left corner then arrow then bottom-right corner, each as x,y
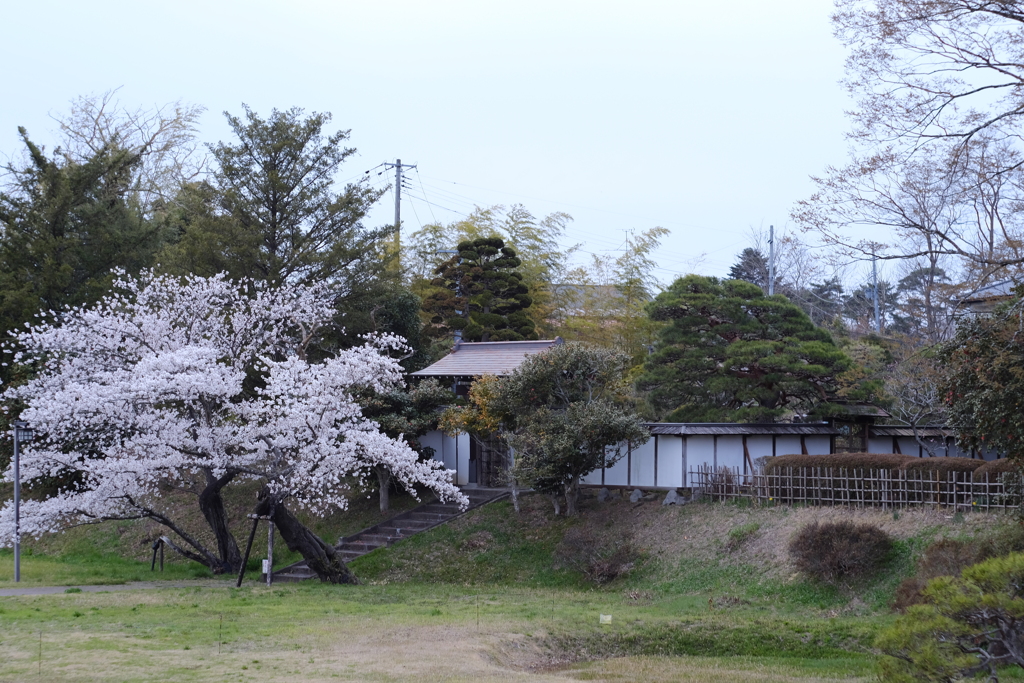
878,553 -> 1024,682
765,453 -> 914,474
789,521 -> 892,583
555,526 -> 638,585
894,527 -> 1024,610
902,457 -> 983,475
973,458 -> 1019,480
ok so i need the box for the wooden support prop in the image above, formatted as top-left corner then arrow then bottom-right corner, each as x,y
236,516 -> 262,588
742,436 -> 754,475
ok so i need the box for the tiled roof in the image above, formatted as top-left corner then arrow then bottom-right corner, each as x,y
647,423 -> 839,436
410,339 -> 562,377
870,426 -> 954,438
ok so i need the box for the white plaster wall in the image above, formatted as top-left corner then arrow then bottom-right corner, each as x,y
716,436 -> 745,471
631,438 -> 657,487
805,436 -> 831,455
603,446 -> 629,486
745,435 -> 774,461
775,436 -> 802,456
657,435 -> 685,488
897,437 -> 922,457
422,430 -> 444,465
868,437 -> 893,453
455,432 -> 470,485
687,436 -> 716,470
581,467 -> 604,485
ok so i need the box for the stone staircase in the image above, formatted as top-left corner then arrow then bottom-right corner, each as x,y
269,487 -> 509,582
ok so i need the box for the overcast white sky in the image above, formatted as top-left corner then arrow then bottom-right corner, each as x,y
1,0 -> 856,284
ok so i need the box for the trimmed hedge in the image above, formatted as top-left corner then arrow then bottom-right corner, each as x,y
764,453 -> 984,475
764,453 -> 914,474
973,458 -> 1019,480
902,457 -> 984,475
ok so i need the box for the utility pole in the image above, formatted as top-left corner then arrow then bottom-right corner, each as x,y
767,225 -> 775,296
383,159 -> 417,264
872,252 -> 881,334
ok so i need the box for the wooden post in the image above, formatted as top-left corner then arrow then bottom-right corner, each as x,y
236,516 -> 261,588
266,521 -> 274,587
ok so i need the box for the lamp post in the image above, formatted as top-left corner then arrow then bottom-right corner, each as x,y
12,420 -> 34,582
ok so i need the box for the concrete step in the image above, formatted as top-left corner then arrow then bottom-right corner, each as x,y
358,533 -> 397,545
268,488 -> 510,583
339,541 -> 385,553
382,518 -> 432,529
404,512 -> 452,523
421,504 -> 463,514
375,527 -> 415,538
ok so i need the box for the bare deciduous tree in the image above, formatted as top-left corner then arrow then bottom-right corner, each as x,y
50,89 -> 208,213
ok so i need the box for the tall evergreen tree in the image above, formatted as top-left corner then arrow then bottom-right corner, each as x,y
159,106 -> 409,351
637,275 -> 853,422
196,105 -> 390,288
728,247 -> 772,290
421,237 -> 536,342
0,128 -> 168,379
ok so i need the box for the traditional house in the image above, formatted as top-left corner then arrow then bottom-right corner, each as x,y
411,338 -> 563,485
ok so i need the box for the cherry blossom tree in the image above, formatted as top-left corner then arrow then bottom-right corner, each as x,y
0,272 -> 465,582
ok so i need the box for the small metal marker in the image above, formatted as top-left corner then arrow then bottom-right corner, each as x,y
600,614 -> 612,624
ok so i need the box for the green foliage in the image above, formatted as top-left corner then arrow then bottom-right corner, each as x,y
155,181 -> 260,282
638,275 -> 854,422
940,291 -> 1024,459
555,226 -> 669,367
406,204 -> 573,338
200,105 -> 390,288
159,105 -> 418,351
507,400 -> 649,513
359,378 -> 453,451
497,343 -> 648,514
0,128 -> 168,382
878,552 -> 1024,682
421,236 -> 536,342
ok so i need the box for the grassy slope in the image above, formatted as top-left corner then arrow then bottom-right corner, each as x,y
0,484 -> 426,587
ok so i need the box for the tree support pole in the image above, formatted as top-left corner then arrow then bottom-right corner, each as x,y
236,516 -> 261,588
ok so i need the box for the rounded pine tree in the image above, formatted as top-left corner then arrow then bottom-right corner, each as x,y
637,275 -> 852,422
422,237 -> 537,342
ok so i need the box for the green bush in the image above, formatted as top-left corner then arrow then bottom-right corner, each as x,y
879,552 -> 1024,682
789,521 -> 892,583
893,526 -> 1024,611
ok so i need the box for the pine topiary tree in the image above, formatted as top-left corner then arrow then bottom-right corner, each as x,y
421,236 -> 537,342
637,275 -> 853,422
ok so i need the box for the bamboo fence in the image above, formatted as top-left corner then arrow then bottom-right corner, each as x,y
690,465 -> 1020,510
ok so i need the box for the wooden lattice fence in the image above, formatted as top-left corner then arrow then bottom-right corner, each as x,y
690,465 -> 1021,510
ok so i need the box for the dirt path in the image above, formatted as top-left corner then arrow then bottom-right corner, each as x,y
0,580 -> 221,597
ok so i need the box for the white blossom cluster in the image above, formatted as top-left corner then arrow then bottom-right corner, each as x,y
0,272 -> 465,544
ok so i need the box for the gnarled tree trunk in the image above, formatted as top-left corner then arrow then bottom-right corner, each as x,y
197,468 -> 241,574
254,494 -> 357,584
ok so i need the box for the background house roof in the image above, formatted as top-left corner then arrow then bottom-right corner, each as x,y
410,339 -> 562,378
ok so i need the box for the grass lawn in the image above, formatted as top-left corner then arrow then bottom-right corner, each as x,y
1,492 -> 1021,680
0,582 -> 879,682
